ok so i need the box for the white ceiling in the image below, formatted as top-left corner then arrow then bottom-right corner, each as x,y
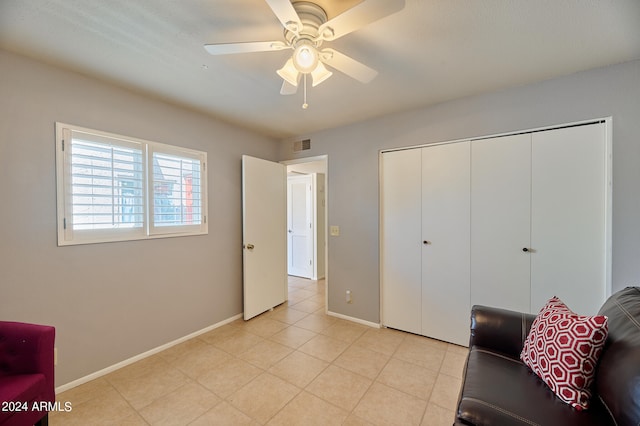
1,0 -> 639,139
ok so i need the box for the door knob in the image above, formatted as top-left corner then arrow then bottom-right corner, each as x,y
246,244 -> 255,250
423,240 -> 431,245
288,229 -> 293,233
522,247 -> 529,252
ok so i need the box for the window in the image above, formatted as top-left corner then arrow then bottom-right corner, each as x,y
56,123 -> 207,245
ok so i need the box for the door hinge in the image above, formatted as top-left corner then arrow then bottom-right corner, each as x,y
204,215 -> 207,224
62,139 -> 65,151
63,218 -> 67,229
309,259 -> 312,266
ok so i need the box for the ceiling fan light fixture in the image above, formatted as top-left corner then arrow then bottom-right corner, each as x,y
311,62 -> 332,87
292,43 -> 318,74
205,0 -> 406,100
277,58 -> 300,86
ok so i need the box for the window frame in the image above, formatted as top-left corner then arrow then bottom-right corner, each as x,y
55,123 -> 208,246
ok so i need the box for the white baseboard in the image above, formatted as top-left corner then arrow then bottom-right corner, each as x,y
55,313 -> 243,394
326,310 -> 380,329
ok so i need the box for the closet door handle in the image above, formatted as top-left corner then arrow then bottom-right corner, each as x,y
423,240 -> 431,245
522,247 -> 529,252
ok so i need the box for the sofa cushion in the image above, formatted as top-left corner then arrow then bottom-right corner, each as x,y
595,287 -> 640,426
520,297 -> 608,410
457,348 -> 614,426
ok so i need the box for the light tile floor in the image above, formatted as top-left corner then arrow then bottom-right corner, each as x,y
51,277 -> 467,425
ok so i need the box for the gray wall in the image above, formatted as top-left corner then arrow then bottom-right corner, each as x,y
279,59 -> 640,324
0,50 -> 279,387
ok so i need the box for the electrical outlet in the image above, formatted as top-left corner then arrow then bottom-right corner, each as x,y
346,289 -> 352,304
330,225 -> 340,236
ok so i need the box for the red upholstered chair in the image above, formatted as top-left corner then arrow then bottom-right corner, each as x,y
0,322 -> 55,426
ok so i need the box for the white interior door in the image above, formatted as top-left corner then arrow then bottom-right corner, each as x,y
287,174 -> 313,278
471,134 -> 532,313
242,155 -> 287,320
421,142 -> 471,346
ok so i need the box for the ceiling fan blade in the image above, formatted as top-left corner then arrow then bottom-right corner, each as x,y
204,41 -> 288,55
318,0 -> 405,41
280,80 -> 299,95
320,48 -> 377,83
264,0 -> 303,33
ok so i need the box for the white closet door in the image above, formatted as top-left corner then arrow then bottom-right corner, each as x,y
381,149 -> 422,334
471,134 -> 532,313
531,123 -> 608,315
421,142 -> 471,346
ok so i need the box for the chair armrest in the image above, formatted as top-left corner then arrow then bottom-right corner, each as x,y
0,321 -> 56,401
469,305 -> 536,359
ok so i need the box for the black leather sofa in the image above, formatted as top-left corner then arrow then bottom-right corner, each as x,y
455,286 -> 640,426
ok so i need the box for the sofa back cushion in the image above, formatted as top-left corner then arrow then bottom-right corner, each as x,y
596,287 -> 640,426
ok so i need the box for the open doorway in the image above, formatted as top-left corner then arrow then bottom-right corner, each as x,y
281,155 -> 328,312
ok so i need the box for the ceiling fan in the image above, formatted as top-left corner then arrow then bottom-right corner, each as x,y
204,0 -> 405,107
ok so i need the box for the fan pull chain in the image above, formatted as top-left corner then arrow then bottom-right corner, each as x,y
302,74 -> 309,109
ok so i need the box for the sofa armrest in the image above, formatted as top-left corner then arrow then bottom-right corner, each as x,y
0,321 -> 56,402
469,305 -> 536,359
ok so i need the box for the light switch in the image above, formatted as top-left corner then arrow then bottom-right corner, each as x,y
330,225 -> 340,236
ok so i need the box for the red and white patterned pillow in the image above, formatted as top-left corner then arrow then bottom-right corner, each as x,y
520,296 -> 608,410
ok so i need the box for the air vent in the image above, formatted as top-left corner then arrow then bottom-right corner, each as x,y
293,139 -> 311,152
